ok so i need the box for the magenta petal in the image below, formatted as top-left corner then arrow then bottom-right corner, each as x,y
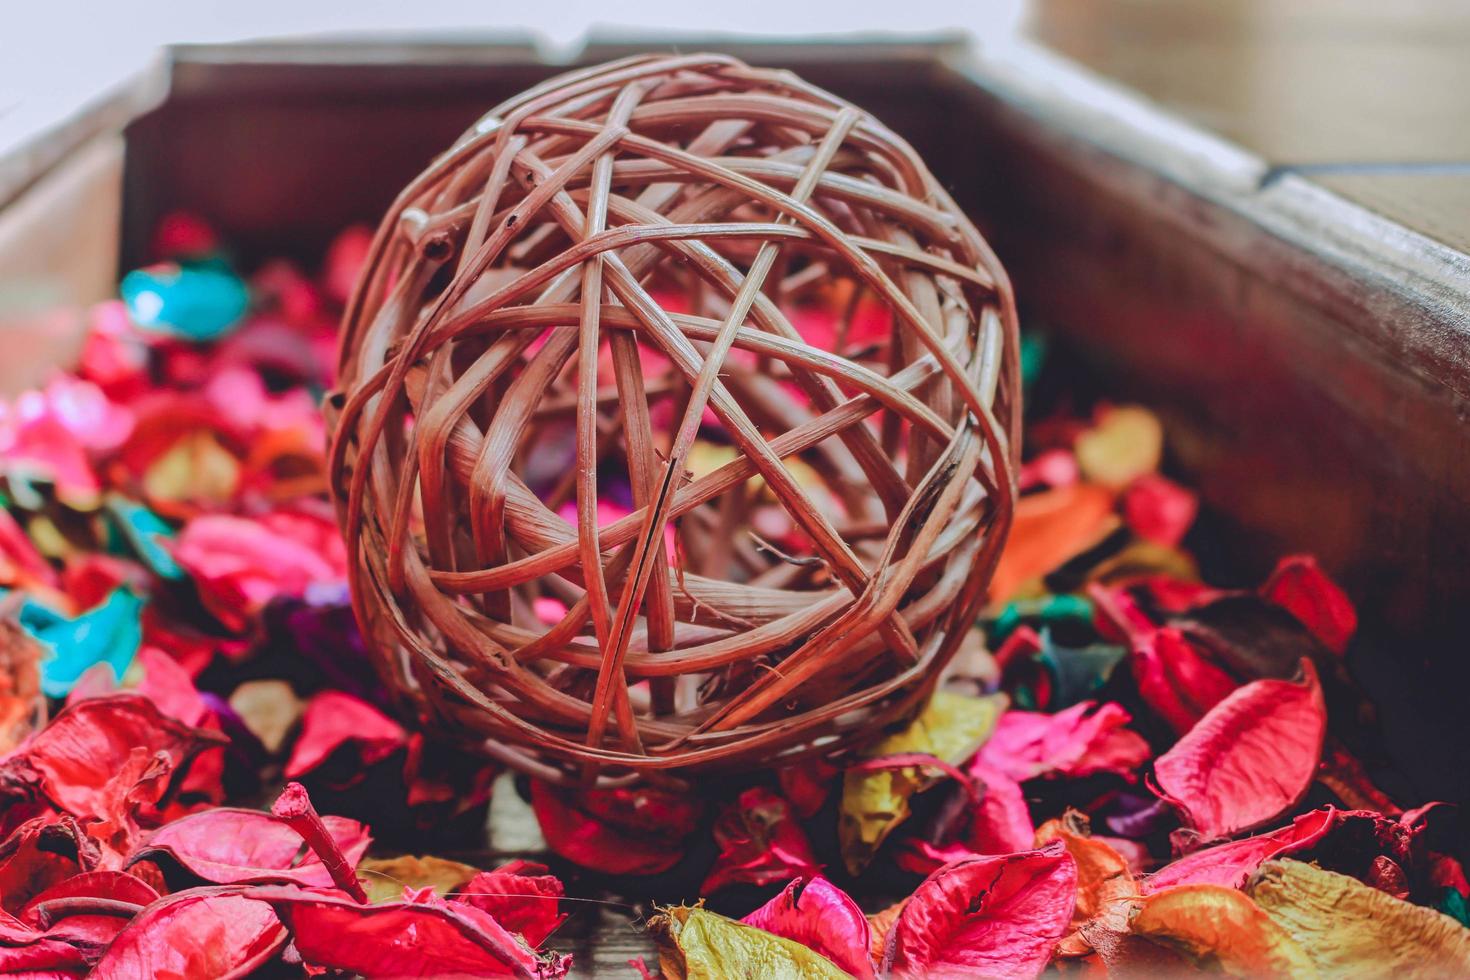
976,701 -> 1149,783
257,885 -> 568,978
89,889 -> 286,980
1145,807 -> 1384,891
886,843 -> 1078,979
131,807 -> 369,886
743,877 -> 874,979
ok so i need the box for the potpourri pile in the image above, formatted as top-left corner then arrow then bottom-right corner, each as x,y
0,216 -> 1464,977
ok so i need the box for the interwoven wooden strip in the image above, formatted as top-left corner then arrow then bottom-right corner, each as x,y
328,53 -> 1021,786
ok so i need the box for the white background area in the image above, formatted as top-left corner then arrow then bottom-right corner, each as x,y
0,0 -> 1028,156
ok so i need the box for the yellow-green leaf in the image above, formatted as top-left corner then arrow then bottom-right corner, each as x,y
1249,859 -> 1470,978
356,854 -> 482,904
1130,883 -> 1316,978
650,905 -> 852,979
839,691 -> 1006,875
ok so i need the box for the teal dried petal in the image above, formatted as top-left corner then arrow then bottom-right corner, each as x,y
121,257 -> 249,342
105,496 -> 183,580
1439,888 -> 1470,928
21,588 -> 145,697
987,592 -> 1094,645
1036,631 -> 1128,708
1020,331 -> 1047,392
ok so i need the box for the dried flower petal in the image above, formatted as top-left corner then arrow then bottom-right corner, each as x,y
652,904 -> 848,980
530,781 -> 701,876
284,689 -> 404,780
259,884 -> 567,978
976,701 -> 1149,783
743,877 -> 873,979
132,805 -> 369,888
702,788 -> 820,894
90,889 -> 285,979
1249,859 -> 1470,978
1129,884 -> 1314,977
840,692 -> 1005,875
454,860 -> 567,947
1259,555 -> 1357,656
885,843 -> 1078,979
1153,660 -> 1326,843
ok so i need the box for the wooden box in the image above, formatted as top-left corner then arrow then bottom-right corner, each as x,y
2,33 -> 1466,812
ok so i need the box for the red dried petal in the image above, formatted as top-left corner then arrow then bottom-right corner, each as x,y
1259,555 -> 1357,656
899,761 -> 1035,876
702,788 -> 821,894
886,843 -> 1078,979
454,860 -> 566,947
89,889 -> 286,980
1120,474 -> 1198,547
258,885 -> 568,977
529,780 -> 700,876
20,870 -> 159,928
130,807 -> 369,887
977,701 -> 1150,783
1130,627 -> 1238,735
0,817 -> 99,915
284,690 -> 404,780
743,877 -> 874,980
15,695 -> 221,824
777,758 -> 839,819
1153,660 -> 1327,843
1146,807 -> 1381,891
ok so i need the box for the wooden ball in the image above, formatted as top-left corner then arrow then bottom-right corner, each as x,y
328,53 -> 1020,785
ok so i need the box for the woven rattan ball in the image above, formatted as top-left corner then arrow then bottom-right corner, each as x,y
328,53 -> 1021,786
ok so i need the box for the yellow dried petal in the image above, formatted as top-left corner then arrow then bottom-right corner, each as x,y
1075,405 -> 1163,490
1249,859 -> 1470,978
651,905 -> 853,979
143,430 -> 240,503
1131,883 -> 1316,978
356,854 -> 482,904
839,691 -> 1006,875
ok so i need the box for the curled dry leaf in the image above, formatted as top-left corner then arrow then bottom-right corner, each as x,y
13,694 -> 221,824
652,905 -> 850,980
886,843 -> 1078,979
839,691 -> 1005,875
742,877 -> 873,979
1153,659 -> 1327,844
356,854 -> 480,904
89,889 -> 286,980
1128,627 -> 1238,736
1035,812 -> 1138,937
898,760 -> 1034,875
132,806 -> 370,887
1129,884 -> 1314,978
1249,858 -> 1470,978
